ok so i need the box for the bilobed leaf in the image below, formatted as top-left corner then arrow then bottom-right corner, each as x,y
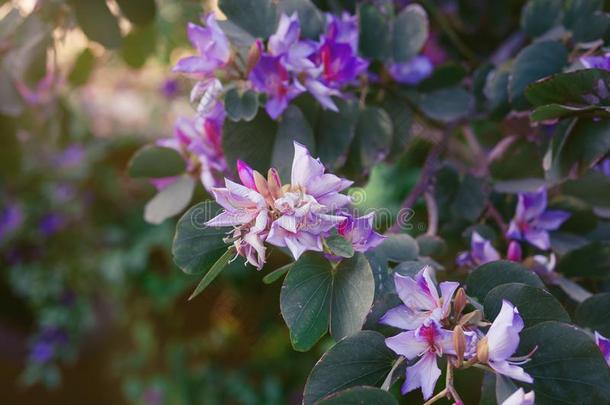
520,0 -> 562,37
483,283 -> 570,327
172,201 -> 230,275
116,0 -> 156,26
316,386 -> 398,405
346,107 -> 393,173
466,260 -> 545,302
218,0 -> 277,38
302,331 -> 395,405
516,321 -> 610,404
315,99 -> 359,170
68,0 -> 122,49
417,87 -> 474,122
144,176 -> 195,225
121,23 -> 157,69
225,88 -> 259,122
509,41 -> 568,110
392,4 -> 428,62
556,241 -> 610,279
375,233 -> 419,263
575,293 -> 610,336
128,145 -> 186,178
325,235 -> 354,259
358,4 -> 391,60
525,68 -> 610,107
188,248 -> 234,300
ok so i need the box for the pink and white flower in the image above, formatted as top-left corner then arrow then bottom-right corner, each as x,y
336,212 -> 385,252
380,266 -> 459,330
595,331 -> 610,368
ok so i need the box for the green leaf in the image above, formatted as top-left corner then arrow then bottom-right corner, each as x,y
375,234 -> 419,263
517,321 -> 610,404
552,119 -> 610,178
575,293 -> 610,336
392,4 -> 428,62
483,283 -> 570,327
121,23 -> 157,69
188,248 -> 234,300
128,145 -> 186,178
358,4 -> 391,60
380,94 -> 413,160
530,104 -> 610,122
262,263 -> 292,284
525,68 -> 610,107
508,41 -> 568,110
224,88 -> 259,122
271,105 -> 315,182
315,99 -> 359,170
68,48 -> 95,87
466,260 -> 545,302
222,110 -> 277,174
495,374 -> 518,404
325,235 -> 354,258
302,331 -> 395,405
345,107 -> 393,175
218,0 -> 277,38
172,201 -> 230,275
563,0 -> 609,43
452,174 -> 489,222
520,0 -> 562,37
562,170 -> 610,208
115,0 -> 156,26
556,241 -> 610,279
417,87 -> 474,122
280,253 -> 374,351
68,0 -> 122,49
277,0 -> 323,39
416,235 -> 447,258
489,137 -> 545,184
144,176 -> 195,225
483,68 -> 511,118
316,386 -> 398,405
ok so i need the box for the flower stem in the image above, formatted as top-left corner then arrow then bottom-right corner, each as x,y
423,388 -> 448,405
381,356 -> 404,391
446,362 -> 464,404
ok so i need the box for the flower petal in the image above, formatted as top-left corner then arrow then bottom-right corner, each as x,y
401,351 -> 441,400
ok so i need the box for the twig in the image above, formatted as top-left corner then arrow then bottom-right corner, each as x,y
484,203 -> 508,235
423,388 -> 448,405
424,191 -> 438,236
381,356 -> 405,391
446,363 -> 463,404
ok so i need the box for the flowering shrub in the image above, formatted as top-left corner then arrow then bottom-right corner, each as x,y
126,0 -> 610,403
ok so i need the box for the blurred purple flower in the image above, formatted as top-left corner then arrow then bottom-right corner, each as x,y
160,78 -> 180,99
388,56 -> 433,85
39,213 -> 66,237
52,183 -> 77,203
501,389 -> 535,405
422,32 -> 448,66
173,13 -> 230,78
0,202 -> 23,240
507,187 -> 570,250
580,53 -> 610,70
595,157 -> 610,178
595,331 -> 610,367
380,266 -> 459,330
317,39 -> 369,87
325,12 -> 359,53
336,212 -> 385,252
479,300 -> 533,383
14,69 -> 58,106
29,327 -> 68,364
456,231 -> 501,267
506,240 -> 523,262
55,144 -> 85,168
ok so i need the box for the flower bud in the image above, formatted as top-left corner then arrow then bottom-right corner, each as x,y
476,336 -> 489,364
458,310 -> 483,327
453,287 -> 467,316
507,240 -> 523,262
253,170 -> 271,204
267,168 -> 283,199
245,39 -> 263,75
237,160 -> 257,191
453,325 -> 466,367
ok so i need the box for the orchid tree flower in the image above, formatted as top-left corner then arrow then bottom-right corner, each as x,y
580,53 -> 610,70
173,13 -> 230,78
325,12 -> 359,53
595,331 -> 610,368
506,187 -> 570,250
501,388 -> 535,405
385,319 -> 456,399
266,142 -> 352,259
336,212 -> 386,252
596,157 -> 610,178
456,231 -> 501,267
388,56 -> 434,85
380,266 -> 459,330
477,300 -> 533,383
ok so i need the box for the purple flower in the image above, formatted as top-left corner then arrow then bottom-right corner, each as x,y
456,231 -> 501,267
30,341 -> 55,363
325,12 -> 359,53
380,266 -> 459,330
388,56 -> 434,85
595,331 -> 610,368
580,53 -> 610,70
478,300 -> 533,383
55,144 -> 85,168
506,241 -> 523,262
317,39 -> 368,87
507,187 -> 571,250
0,202 -> 23,241
39,213 -> 66,237
266,142 -> 352,259
173,13 -> 230,78
385,319 -> 455,399
422,32 -> 448,66
249,54 -> 305,119
596,157 -> 610,178
337,212 -> 385,252
29,327 -> 69,364
501,389 -> 535,405
160,78 -> 180,99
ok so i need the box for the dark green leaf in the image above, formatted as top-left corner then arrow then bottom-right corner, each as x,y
144,175 -> 195,225
325,235 -> 354,258
517,321 -> 610,404
484,283 -> 570,327
552,119 -> 610,178
525,68 -> 610,107
68,0 -> 122,49
128,145 -> 186,178
417,87 -> 474,122
483,68 -> 511,118
557,241 -> 610,279
416,235 -> 447,257
218,0 -> 277,38
452,174 -> 489,222
315,99 -> 359,170
509,41 -> 568,110
68,48 -> 95,87
466,260 -> 545,302
225,88 -> 259,122
116,0 -> 156,26
392,4 -> 428,62
375,234 -> 419,263
303,331 -> 395,405
262,263 -> 292,284
380,94 -> 413,160
575,293 -> 610,336
346,107 -> 393,174
520,0 -> 562,37
562,170 -> 610,208
489,137 -> 545,183
316,386 -> 398,405
530,104 -> 610,122
121,24 -> 157,69
358,4 -> 391,60
172,201 -> 230,275
271,105 -> 315,182
188,248 -> 234,300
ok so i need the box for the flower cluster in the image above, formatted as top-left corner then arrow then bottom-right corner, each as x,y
380,266 -> 533,400
205,142 -> 384,269
249,12 -> 368,118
